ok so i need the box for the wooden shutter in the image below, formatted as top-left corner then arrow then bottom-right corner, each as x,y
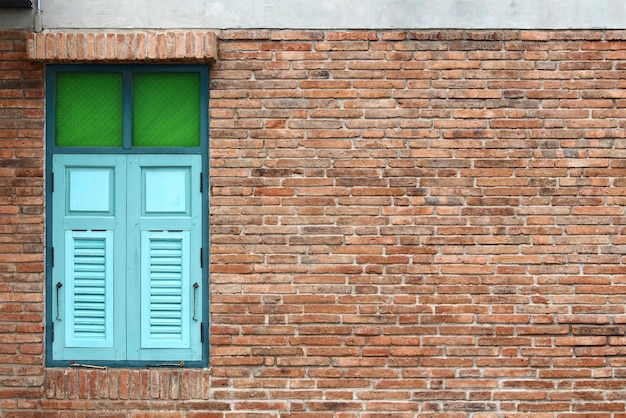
52,154 -> 127,361
127,155 -> 203,361
52,154 -> 203,362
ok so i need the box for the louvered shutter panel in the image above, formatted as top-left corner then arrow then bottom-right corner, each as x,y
140,231 -> 191,348
65,231 -> 114,347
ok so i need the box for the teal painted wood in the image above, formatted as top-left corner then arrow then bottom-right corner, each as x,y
127,154 -> 203,361
53,154 -> 203,362
140,231 -> 190,349
65,231 -> 113,347
52,154 -> 127,361
67,167 -> 112,212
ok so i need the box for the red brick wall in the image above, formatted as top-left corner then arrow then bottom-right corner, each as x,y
0,28 -> 46,410
4,28 -> 626,416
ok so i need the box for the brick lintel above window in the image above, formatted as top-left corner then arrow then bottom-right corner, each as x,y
27,30 -> 218,62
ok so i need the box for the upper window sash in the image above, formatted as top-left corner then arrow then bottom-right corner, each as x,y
46,64 -> 209,153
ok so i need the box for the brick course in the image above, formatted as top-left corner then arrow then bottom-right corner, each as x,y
3,28 -> 626,416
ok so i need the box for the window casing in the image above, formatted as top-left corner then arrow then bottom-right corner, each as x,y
45,64 -> 209,367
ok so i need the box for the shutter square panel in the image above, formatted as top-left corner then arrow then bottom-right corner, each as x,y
67,167 -> 114,214
65,231 -> 114,348
140,231 -> 191,349
143,168 -> 190,214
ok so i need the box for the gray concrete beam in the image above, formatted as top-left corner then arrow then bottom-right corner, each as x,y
1,0 -> 625,30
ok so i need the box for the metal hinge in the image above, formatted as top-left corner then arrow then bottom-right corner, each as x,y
200,248 -> 203,268
51,322 -> 54,342
200,172 -> 203,193
51,172 -> 54,192
200,322 -> 204,343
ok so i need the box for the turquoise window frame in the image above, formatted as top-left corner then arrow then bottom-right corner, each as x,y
45,64 -> 209,368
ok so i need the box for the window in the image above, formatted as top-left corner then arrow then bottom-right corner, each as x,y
46,65 -> 209,367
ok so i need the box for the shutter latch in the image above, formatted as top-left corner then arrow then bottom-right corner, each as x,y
55,282 -> 62,320
192,282 -> 199,321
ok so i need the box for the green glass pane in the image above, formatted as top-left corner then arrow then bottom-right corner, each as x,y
133,73 -> 201,147
55,73 -> 123,147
